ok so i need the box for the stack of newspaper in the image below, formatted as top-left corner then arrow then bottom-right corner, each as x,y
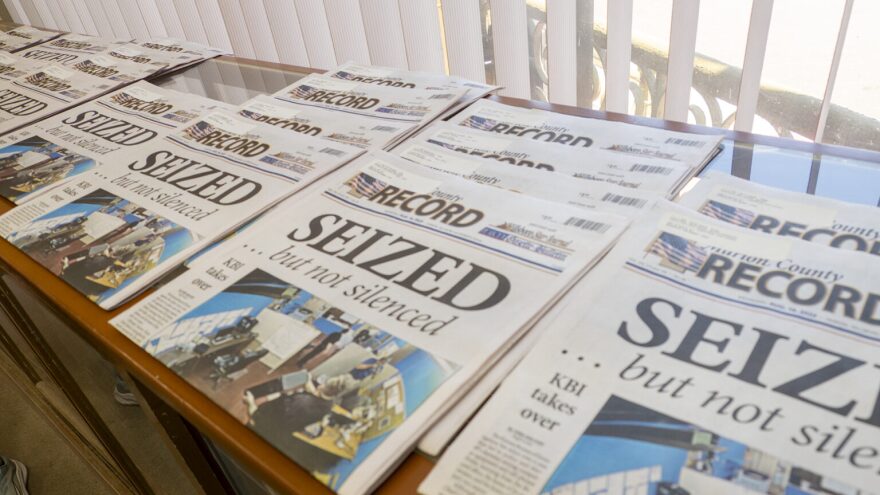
0,25 -> 59,53
422,174 -> 880,495
0,107 -> 362,309
0,81 -> 234,203
109,149 -> 630,494
267,62 -> 498,148
0,34 -> 228,135
398,100 -> 724,456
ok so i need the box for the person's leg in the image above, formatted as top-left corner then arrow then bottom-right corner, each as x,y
0,455 -> 29,494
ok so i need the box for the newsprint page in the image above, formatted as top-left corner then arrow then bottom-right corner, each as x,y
110,151 -> 628,494
681,171 -> 880,256
0,111 -> 361,309
0,81 -> 232,203
422,202 -> 880,495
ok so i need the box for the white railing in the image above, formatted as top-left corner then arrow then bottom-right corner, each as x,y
1,0 -> 871,150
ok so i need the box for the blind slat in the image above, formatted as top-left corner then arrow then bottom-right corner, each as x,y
263,0 -> 309,66
173,0 -> 210,44
735,0 -> 773,132
59,1 -> 85,33
360,0 -> 408,68
152,0 -> 186,39
489,0 -> 529,97
134,0 -> 169,38
31,0 -> 57,30
814,0 -> 854,142
18,1 -> 43,27
217,0 -> 256,58
239,0 -> 279,62
82,0 -> 114,38
605,0 -> 633,113
441,0 -> 485,82
71,0 -> 98,35
323,0 -> 370,64
6,1 -> 28,24
193,0 -> 232,51
117,0 -> 150,39
665,0 -> 700,122
398,0 -> 444,73
293,0 -> 336,69
546,0 -> 577,105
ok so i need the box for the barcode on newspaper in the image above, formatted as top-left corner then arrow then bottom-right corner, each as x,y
320,147 -> 345,156
372,125 -> 398,132
429,93 -> 453,100
564,217 -> 611,233
629,164 -> 672,175
665,137 -> 703,147
601,193 -> 647,208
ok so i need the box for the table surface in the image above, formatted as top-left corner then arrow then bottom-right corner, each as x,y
4,55 -> 880,495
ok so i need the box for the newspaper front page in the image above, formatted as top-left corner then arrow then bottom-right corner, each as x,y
0,51 -> 48,81
680,171 -> 880,256
423,201 -> 880,495
403,122 -> 696,195
0,81 -> 233,203
17,33 -> 130,66
448,99 -> 723,171
236,94 -> 415,150
324,61 -> 498,117
0,113 -> 360,309
110,151 -> 628,494
0,25 -> 60,53
0,63 -> 120,134
272,73 -> 466,128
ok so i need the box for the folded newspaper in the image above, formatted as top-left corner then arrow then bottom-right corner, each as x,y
422,201 -> 880,495
403,120 -> 722,455
110,151 -> 628,494
324,61 -> 499,117
0,111 -> 361,309
396,140 -> 659,218
680,171 -> 880,256
236,94 -> 415,150
17,33 -> 130,66
272,73 -> 466,135
403,122 -> 698,195
0,81 -> 233,203
0,63 -> 120,134
447,99 -> 723,172
0,25 -> 59,53
0,51 -> 48,81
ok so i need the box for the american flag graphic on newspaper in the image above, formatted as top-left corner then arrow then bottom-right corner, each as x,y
287,84 -> 317,100
699,200 -> 756,227
347,172 -> 387,198
648,232 -> 708,272
460,115 -> 497,131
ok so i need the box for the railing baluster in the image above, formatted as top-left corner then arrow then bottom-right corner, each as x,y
814,0 -> 854,143
547,0 -> 577,105
606,0 -> 634,113
440,0 -> 486,82
735,0 -> 773,132
665,0 -> 700,122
